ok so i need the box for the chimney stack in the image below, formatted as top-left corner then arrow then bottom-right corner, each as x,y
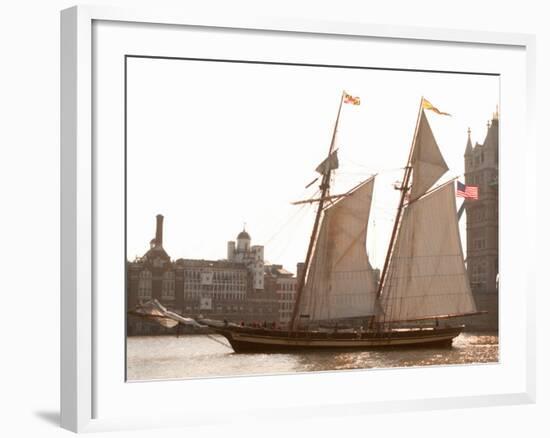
155,214 -> 164,247
297,262 -> 306,282
227,241 -> 235,261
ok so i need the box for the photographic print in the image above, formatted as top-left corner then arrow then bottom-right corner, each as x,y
125,56 -> 499,381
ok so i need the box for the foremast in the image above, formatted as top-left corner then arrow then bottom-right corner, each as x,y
289,91 -> 345,332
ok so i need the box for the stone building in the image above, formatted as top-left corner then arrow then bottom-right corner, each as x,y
127,215 -> 293,335
227,229 -> 264,290
463,110 -> 499,330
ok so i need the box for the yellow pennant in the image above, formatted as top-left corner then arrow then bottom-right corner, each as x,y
422,98 -> 451,116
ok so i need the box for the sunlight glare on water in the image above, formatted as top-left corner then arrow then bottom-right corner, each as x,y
126,332 -> 498,381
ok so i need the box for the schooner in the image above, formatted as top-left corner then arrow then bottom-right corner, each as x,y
132,92 -> 483,353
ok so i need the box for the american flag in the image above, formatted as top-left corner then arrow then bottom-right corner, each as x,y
456,181 -> 478,199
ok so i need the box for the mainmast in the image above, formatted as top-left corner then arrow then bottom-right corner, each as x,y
375,98 -> 474,324
289,91 -> 345,331
376,97 -> 425,301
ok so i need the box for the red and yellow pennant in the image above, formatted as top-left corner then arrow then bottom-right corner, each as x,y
344,92 -> 360,105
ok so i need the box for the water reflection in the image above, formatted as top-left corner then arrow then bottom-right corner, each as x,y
126,332 -> 498,381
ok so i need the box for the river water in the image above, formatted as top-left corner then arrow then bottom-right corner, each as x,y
126,332 -> 498,381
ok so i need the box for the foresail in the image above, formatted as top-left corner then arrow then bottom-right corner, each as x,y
378,182 -> 476,322
410,110 -> 449,200
299,178 -> 378,322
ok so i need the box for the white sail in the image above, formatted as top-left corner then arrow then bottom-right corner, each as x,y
299,178 -> 378,322
410,110 -> 449,200
378,181 -> 476,322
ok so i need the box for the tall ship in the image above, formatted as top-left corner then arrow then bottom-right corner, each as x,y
131,92 -> 483,353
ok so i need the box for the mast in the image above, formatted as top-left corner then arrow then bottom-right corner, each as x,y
289,91 -> 345,331
375,99 -> 473,324
376,97 -> 424,301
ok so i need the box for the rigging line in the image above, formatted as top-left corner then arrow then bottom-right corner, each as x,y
263,201 -> 315,246
371,217 -> 377,263
372,212 -> 400,221
338,162 -> 406,174
277,213 -> 313,256
266,205 -> 313,262
405,178 -> 458,206
372,201 -> 401,210
377,311 -> 488,325
334,173 -> 389,181
250,185 -> 319,243
382,290 -> 475,299
390,253 -> 466,259
296,190 -> 322,209
205,333 -> 233,349
330,267 -> 380,273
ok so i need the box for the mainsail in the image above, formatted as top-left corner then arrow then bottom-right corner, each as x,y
377,181 -> 476,322
298,178 -> 378,321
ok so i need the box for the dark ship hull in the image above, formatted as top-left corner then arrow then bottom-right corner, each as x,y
214,325 -> 464,353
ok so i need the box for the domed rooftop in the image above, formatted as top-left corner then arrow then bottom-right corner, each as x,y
237,230 -> 251,240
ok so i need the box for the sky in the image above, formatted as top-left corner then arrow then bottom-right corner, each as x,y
126,57 -> 499,274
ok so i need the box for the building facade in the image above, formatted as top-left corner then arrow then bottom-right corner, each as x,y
227,230 -> 265,290
127,216 -> 296,335
264,264 -> 299,325
463,111 -> 499,331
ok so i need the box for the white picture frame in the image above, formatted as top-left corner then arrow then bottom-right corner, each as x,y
60,5 -> 536,433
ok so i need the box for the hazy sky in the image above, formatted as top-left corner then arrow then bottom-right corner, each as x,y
126,57 -> 499,273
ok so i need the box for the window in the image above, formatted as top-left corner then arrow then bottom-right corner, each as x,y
138,269 -> 152,299
162,271 -> 175,300
471,261 -> 487,289
473,239 -> 486,250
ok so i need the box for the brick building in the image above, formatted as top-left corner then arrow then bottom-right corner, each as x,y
127,215 -> 297,335
264,264 -> 300,325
